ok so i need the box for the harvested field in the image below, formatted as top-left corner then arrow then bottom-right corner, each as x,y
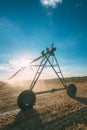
0,77 -> 87,130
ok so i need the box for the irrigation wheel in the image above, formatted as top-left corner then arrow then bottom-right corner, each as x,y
67,84 -> 77,98
17,90 -> 36,110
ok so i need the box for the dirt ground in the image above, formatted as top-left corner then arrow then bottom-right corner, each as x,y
0,77 -> 87,130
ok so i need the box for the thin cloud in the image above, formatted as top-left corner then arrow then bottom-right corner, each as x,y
9,58 -> 30,69
0,64 -> 12,72
40,0 -> 63,8
0,57 -> 34,80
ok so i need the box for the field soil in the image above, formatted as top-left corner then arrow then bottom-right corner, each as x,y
0,77 -> 87,130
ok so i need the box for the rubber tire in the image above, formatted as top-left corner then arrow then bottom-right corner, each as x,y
67,84 -> 77,98
17,90 -> 36,110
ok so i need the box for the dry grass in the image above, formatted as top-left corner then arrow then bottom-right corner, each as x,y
0,77 -> 87,130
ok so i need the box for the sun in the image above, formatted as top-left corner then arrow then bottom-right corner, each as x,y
9,55 -> 33,69
16,57 -> 30,68
8,55 -> 36,81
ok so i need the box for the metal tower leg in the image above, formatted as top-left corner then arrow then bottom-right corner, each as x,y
45,54 -> 67,88
29,54 -> 50,90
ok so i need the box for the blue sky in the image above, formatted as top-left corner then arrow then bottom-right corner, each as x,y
0,0 -> 87,80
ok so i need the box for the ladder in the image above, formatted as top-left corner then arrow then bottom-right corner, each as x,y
29,45 -> 67,90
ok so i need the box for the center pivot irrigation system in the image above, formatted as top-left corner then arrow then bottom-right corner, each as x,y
9,44 -> 77,110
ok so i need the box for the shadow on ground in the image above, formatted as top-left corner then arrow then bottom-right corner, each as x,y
1,96 -> 87,130
43,106 -> 87,130
75,96 -> 87,105
1,109 -> 43,130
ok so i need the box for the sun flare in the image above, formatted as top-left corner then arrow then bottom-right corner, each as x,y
8,56 -> 36,81
9,57 -> 32,68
